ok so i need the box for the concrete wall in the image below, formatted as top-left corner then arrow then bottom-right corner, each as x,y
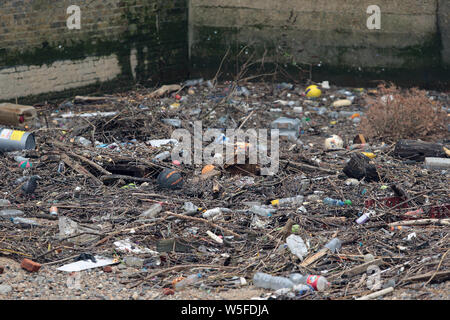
0,0 -> 188,101
189,0 -> 449,82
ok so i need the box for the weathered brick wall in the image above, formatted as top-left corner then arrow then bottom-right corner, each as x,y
0,0 -> 188,101
189,0 -> 449,84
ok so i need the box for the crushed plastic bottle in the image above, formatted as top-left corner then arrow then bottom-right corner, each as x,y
286,234 -> 308,260
182,202 -> 199,214
175,273 -> 203,290
140,203 -> 162,218
324,238 -> 342,253
252,272 -> 294,290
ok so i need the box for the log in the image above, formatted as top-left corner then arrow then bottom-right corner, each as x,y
393,139 -> 446,162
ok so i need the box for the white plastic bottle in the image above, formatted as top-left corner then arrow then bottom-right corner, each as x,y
252,272 -> 294,290
286,234 -> 308,260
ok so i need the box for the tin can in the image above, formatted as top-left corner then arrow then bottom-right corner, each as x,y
49,206 -> 58,216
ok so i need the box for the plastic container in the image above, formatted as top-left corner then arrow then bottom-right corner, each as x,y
153,151 -> 171,162
356,210 -> 375,224
141,203 -> 162,218
323,197 -> 351,206
286,234 -> 308,260
0,199 -> 11,207
74,136 -> 92,147
162,119 -> 181,128
271,195 -> 304,207
0,128 -> 36,151
324,238 -> 342,253
0,103 -> 37,127
0,209 -> 23,218
202,207 -> 231,219
270,117 -> 301,140
175,273 -> 203,290
289,273 -> 330,292
249,205 -> 276,217
184,78 -> 204,87
10,217 -> 40,227
424,157 -> 450,170
252,272 -> 294,290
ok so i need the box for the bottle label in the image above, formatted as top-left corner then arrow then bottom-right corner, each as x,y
306,275 -> 319,291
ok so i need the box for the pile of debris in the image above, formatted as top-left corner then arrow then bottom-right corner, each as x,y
0,79 -> 448,300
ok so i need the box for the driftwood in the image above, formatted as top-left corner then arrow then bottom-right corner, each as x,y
393,139 -> 446,162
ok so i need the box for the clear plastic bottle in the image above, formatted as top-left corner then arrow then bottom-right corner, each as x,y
272,195 -> 304,207
175,273 -> 203,290
202,207 -> 231,219
10,217 -> 40,227
323,197 -> 351,206
424,157 -> 450,170
153,151 -> 171,162
324,238 -> 342,253
141,203 -> 162,218
249,205 -> 276,217
252,272 -> 294,290
288,273 -> 330,292
75,136 -> 92,147
0,209 -> 23,218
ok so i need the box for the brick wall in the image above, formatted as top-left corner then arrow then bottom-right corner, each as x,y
189,0 -> 450,85
0,0 -> 188,101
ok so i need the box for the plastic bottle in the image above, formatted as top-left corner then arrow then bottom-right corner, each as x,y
57,161 -> 65,173
141,203 -> 162,218
424,157 -> 450,170
153,151 -> 171,162
252,272 -> 294,290
324,238 -> 342,253
175,273 -> 203,290
0,199 -> 11,207
270,117 -> 301,140
271,195 -> 304,207
123,256 -> 144,268
74,136 -> 92,147
202,207 -> 231,219
288,273 -> 330,291
356,210 -> 375,224
286,234 -> 308,260
0,209 -> 23,218
10,217 -> 40,227
249,205 -> 276,217
323,197 -> 351,206
162,119 -> 181,128
183,202 -> 199,214
184,78 -> 204,87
